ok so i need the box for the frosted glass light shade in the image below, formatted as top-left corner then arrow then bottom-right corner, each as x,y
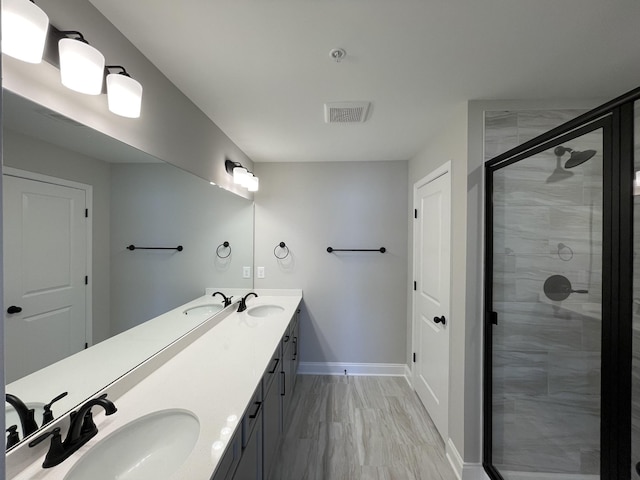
2,0 -> 49,63
247,176 -> 259,192
241,172 -> 254,188
59,38 -> 105,95
107,73 -> 143,118
233,166 -> 248,185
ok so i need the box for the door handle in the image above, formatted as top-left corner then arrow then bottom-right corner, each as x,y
7,306 -> 22,314
433,315 -> 446,325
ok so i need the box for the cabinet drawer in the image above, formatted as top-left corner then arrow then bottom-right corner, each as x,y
242,384 -> 263,449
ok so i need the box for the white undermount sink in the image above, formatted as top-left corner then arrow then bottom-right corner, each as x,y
64,409 -> 199,480
246,304 -> 285,317
183,304 -> 223,316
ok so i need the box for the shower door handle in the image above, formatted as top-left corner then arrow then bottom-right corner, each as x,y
433,315 -> 446,325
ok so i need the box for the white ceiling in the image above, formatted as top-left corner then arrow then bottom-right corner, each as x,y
88,0 -> 640,163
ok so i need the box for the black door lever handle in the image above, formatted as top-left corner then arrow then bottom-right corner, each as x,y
433,315 -> 446,325
7,306 -> 22,314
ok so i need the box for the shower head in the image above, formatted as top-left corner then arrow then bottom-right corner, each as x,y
553,145 -> 597,169
546,156 -> 574,183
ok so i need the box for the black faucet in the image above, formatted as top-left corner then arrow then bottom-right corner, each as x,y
29,393 -> 117,468
212,291 -> 233,307
237,292 -> 258,312
42,391 -> 69,426
6,393 -> 39,438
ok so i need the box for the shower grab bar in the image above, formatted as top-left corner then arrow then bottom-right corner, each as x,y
127,245 -> 183,251
327,247 -> 386,253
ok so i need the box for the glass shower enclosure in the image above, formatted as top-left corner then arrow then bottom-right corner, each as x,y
484,89 -> 640,480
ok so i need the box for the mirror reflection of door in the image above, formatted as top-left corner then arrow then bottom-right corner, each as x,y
3,171 -> 90,383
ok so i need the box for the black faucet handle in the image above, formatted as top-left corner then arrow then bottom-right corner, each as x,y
6,425 -> 20,449
28,427 -> 61,448
42,391 -> 69,425
80,411 -> 98,437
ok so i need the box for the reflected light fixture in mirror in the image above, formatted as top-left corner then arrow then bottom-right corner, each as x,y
1,0 -> 49,63
106,65 -> 143,118
58,33 -> 105,95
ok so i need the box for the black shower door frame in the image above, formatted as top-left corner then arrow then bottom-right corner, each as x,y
483,87 -> 639,480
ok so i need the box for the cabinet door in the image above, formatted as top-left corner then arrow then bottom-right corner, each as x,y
263,375 -> 281,480
291,320 -> 299,394
280,339 -> 292,432
234,408 -> 263,480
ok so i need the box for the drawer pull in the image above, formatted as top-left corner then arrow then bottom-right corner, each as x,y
283,335 -> 290,343
248,401 -> 261,419
281,371 -> 286,396
268,357 -> 280,374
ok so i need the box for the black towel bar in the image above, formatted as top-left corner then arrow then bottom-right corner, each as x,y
327,247 -> 386,253
127,245 -> 183,251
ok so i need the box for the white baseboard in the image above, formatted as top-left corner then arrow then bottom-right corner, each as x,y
446,439 -> 490,480
297,362 -> 407,376
403,364 -> 413,388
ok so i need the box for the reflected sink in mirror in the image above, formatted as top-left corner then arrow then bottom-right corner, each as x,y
183,304 -> 224,317
246,305 -> 285,318
64,409 -> 199,480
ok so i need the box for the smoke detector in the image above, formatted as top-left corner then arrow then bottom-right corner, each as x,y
324,101 -> 371,123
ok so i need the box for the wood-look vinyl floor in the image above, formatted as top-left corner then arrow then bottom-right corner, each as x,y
269,375 -> 458,480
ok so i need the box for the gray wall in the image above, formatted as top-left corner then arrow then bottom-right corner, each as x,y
3,0 -> 253,197
254,161 -> 408,365
3,129 -> 112,343
110,163 -> 253,335
408,102 -> 470,464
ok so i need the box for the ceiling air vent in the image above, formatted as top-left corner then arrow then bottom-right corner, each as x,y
324,101 -> 370,123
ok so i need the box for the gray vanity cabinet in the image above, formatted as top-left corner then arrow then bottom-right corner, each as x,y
234,407 -> 263,480
280,324 -> 294,429
262,346 -> 282,480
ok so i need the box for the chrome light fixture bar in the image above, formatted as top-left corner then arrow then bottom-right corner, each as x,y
1,0 -> 49,63
225,160 -> 259,192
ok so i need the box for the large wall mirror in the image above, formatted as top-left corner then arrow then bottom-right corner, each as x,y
3,90 -> 254,449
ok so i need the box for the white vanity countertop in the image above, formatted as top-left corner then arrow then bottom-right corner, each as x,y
9,290 -> 303,480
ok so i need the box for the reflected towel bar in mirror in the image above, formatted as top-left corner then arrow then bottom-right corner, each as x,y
127,245 -> 183,251
327,247 -> 386,253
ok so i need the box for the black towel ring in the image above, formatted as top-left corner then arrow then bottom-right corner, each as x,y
216,241 -> 231,259
274,242 -> 290,260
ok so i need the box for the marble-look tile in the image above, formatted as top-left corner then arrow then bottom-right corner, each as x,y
492,351 -> 548,396
516,110 -> 586,144
493,206 -> 550,254
492,302 -> 584,352
485,111 -> 519,161
548,206 -> 602,255
547,351 -> 601,395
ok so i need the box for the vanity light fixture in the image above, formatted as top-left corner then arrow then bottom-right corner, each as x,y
106,65 -> 143,118
58,31 -> 105,95
225,160 -> 259,192
1,0 -> 49,63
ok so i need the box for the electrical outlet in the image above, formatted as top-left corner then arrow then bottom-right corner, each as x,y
242,266 -> 251,279
257,266 -> 265,279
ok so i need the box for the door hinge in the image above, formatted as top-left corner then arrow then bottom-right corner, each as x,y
413,281 -> 417,291
85,208 -> 89,218
413,352 -> 416,363
490,311 -> 498,325
414,209 -> 417,219
85,276 -> 88,285
84,342 -> 88,349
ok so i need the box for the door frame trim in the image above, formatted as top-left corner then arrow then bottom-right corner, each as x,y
3,167 -> 93,345
411,160 -> 452,433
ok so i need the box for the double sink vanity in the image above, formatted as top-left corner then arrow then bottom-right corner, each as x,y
6,288 -> 302,480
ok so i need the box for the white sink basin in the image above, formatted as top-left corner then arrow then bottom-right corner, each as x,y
247,304 -> 285,317
183,304 -> 223,317
64,409 -> 199,480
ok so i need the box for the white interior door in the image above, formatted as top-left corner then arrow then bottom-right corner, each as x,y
4,173 -> 88,383
413,163 -> 451,442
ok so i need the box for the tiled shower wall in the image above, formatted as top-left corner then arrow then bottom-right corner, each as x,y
486,109 -> 604,476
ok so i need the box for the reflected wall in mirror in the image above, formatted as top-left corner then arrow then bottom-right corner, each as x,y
3,90 -> 254,448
